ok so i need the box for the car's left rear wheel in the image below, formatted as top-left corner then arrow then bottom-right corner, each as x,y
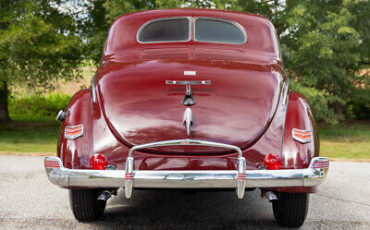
272,192 -> 309,228
69,189 -> 106,221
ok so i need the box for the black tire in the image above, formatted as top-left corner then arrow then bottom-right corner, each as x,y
69,189 -> 106,221
272,192 -> 309,228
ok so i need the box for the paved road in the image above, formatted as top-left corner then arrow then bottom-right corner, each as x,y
0,156 -> 369,229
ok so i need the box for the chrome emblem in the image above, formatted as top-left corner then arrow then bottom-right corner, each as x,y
165,80 -> 211,106
184,70 -> 196,76
182,108 -> 193,136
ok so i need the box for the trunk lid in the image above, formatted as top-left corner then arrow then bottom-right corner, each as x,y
97,51 -> 283,154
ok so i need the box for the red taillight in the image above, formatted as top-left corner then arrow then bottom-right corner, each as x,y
90,153 -> 108,170
312,160 -> 329,169
264,153 -> 282,170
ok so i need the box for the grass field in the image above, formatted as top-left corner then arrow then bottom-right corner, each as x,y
0,120 -> 369,160
0,120 -> 59,154
318,122 -> 369,160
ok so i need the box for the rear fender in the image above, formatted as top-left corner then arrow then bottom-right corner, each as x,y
282,92 -> 319,168
278,92 -> 319,193
57,89 -> 93,169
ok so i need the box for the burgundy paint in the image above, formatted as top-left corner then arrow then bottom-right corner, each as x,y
58,89 -> 93,169
58,9 -> 320,193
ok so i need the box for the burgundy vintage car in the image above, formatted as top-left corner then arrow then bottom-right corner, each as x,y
45,9 -> 329,227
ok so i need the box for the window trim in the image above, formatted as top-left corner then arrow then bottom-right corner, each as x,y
193,17 -> 247,45
136,17 -> 192,44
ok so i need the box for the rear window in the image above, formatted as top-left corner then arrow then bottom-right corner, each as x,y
194,18 -> 246,44
137,18 -> 190,43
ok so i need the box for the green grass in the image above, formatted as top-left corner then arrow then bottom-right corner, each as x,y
320,141 -> 368,159
0,120 -> 369,160
0,120 -> 59,154
318,122 -> 369,160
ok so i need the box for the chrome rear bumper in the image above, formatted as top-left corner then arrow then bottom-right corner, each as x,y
44,157 -> 329,199
45,139 -> 329,199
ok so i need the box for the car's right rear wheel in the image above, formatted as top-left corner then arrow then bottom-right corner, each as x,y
69,189 -> 106,221
272,192 -> 309,228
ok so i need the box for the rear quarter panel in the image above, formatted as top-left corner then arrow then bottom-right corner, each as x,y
282,92 -> 319,168
278,92 -> 319,193
57,89 -> 93,169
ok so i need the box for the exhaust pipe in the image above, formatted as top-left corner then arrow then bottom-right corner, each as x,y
97,190 -> 116,201
264,191 -> 278,202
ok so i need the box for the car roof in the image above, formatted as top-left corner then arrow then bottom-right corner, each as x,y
103,9 -> 281,61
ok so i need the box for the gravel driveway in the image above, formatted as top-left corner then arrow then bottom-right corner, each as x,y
0,156 -> 369,229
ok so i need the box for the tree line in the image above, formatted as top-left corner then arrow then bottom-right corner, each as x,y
0,0 -> 368,124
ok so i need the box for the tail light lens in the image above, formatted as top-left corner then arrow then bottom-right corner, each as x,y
90,153 -> 108,170
264,153 -> 282,170
312,159 -> 329,169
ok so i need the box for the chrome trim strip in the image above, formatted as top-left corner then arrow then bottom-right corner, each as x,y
136,17 -> 192,44
45,156 -> 328,196
279,84 -> 290,156
91,77 -> 96,103
165,80 -> 211,85
193,17 -> 247,45
282,79 -> 289,105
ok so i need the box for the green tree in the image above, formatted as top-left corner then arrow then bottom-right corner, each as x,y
236,0 -> 286,33
0,0 -> 82,122
236,0 -> 369,123
282,0 -> 369,123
